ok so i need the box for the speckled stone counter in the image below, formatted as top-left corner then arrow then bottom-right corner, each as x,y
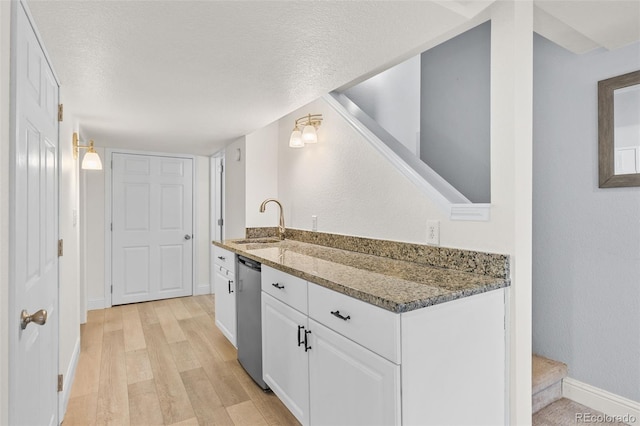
213,229 -> 510,313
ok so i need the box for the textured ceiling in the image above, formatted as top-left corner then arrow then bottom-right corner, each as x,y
27,1 -> 640,156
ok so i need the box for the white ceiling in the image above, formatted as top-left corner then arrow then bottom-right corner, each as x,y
27,1 -> 640,156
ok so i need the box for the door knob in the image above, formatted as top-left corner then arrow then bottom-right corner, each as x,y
184,234 -> 192,240
20,309 -> 47,330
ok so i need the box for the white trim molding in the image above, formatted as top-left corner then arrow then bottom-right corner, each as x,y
563,377 -> 639,426
195,282 -> 212,296
58,337 -> 80,422
450,203 -> 491,221
87,299 -> 106,311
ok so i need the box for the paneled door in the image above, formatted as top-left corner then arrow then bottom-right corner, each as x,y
112,153 -> 193,305
10,2 -> 60,425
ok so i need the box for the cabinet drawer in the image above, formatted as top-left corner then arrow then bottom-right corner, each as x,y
214,246 -> 235,270
262,266 -> 308,314
308,283 -> 400,364
215,264 -> 234,278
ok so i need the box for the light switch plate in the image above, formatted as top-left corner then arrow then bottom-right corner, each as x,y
312,215 -> 318,231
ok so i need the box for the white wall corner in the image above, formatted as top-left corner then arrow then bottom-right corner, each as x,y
58,336 -> 80,423
563,378 -> 640,426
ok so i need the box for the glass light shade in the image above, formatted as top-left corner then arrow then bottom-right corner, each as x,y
302,125 -> 317,144
81,151 -> 103,170
289,129 -> 304,148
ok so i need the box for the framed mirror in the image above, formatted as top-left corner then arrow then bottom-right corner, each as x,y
598,70 -> 640,188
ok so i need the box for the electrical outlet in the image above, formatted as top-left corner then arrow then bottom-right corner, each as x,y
312,215 -> 318,231
426,220 -> 440,245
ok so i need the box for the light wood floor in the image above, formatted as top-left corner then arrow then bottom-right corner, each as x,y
63,295 -> 300,426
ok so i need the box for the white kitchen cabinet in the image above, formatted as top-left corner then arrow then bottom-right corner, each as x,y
308,318 -> 401,426
262,268 -> 401,426
261,268 -> 506,426
262,293 -> 310,425
214,247 -> 236,346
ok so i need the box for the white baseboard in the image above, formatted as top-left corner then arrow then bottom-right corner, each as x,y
195,282 -> 212,296
563,377 -> 639,426
87,298 -> 105,310
59,336 -> 81,422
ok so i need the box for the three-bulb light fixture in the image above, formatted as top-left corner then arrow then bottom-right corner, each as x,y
73,132 -> 103,170
289,113 -> 323,148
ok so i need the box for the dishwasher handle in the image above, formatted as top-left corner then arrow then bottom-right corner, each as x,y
238,255 -> 261,271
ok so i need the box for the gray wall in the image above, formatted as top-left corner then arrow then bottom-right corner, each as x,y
343,55 -> 421,155
533,34 -> 640,401
420,21 -> 491,203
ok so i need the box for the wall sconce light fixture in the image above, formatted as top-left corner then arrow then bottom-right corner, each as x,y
73,132 -> 103,170
289,113 -> 323,148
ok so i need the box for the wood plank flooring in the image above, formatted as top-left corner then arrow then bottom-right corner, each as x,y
63,295 -> 300,426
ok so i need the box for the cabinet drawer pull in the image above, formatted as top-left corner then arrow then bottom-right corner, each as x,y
272,283 -> 285,290
297,325 -> 305,347
228,280 -> 234,294
331,310 -> 351,321
218,256 -> 226,261
304,329 -> 312,352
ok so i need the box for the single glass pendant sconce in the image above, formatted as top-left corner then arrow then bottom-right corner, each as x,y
73,132 -> 103,170
289,126 -> 304,148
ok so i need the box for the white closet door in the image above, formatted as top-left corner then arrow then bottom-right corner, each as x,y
112,153 -> 193,305
11,2 -> 60,425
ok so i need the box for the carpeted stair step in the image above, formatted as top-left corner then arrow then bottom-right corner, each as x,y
533,354 -> 568,414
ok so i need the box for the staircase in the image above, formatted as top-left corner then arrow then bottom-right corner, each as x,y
532,354 -> 568,413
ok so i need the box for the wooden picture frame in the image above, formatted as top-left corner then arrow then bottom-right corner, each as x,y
598,70 -> 640,188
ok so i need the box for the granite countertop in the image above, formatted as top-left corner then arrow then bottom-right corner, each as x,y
213,236 -> 510,314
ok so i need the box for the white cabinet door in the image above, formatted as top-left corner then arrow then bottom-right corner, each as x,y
214,267 -> 236,346
112,154 -> 194,304
262,293 -> 310,425
308,319 -> 401,426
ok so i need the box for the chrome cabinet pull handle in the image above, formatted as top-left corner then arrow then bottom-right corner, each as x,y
228,280 -> 234,294
20,309 -> 47,330
330,310 -> 351,321
184,234 -> 192,240
272,283 -> 285,290
218,256 -> 225,260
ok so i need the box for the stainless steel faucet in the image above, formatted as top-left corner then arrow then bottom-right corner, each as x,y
259,198 -> 285,240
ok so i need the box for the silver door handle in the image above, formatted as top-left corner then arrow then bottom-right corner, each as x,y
20,309 -> 47,330
184,234 -> 192,240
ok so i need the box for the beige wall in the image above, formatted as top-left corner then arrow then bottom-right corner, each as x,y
224,137 -> 247,239
58,112 -> 81,418
195,156 -> 210,293
81,148 -> 106,308
246,122 -> 279,227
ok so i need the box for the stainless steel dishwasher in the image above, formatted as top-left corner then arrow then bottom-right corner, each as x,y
236,255 -> 269,390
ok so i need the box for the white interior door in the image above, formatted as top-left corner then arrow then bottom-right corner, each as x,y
10,2 -> 60,425
112,153 -> 193,305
